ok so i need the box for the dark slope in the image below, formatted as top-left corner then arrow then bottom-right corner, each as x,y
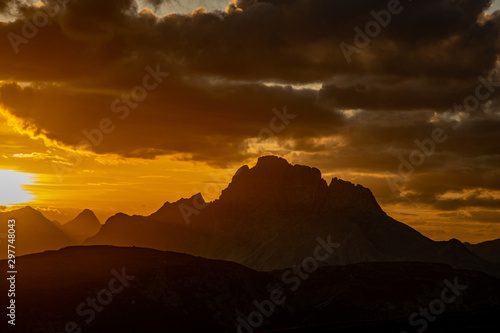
2,246 -> 500,333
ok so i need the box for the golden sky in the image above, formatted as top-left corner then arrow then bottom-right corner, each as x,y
1,0 -> 500,244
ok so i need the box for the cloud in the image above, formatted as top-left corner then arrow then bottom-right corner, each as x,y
0,0 -> 497,82
0,0 -> 18,13
1,0 -> 500,215
0,78 -> 342,166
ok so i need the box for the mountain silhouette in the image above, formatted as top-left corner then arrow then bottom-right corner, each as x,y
61,209 -> 101,243
0,206 -> 73,259
85,156 -> 500,277
465,239 -> 500,263
3,246 -> 499,333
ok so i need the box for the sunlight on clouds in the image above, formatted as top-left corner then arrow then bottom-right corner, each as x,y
437,188 -> 500,201
0,169 -> 36,205
262,81 -> 323,91
338,109 -> 362,119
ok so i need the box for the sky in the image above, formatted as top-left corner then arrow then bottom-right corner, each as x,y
1,0 -> 500,243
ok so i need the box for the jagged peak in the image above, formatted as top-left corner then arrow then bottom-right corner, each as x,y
255,155 -> 291,167
329,177 -> 372,191
327,177 -> 383,213
150,193 -> 205,223
219,155 -> 327,206
154,193 -> 205,212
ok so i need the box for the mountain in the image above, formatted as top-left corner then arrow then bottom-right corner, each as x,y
86,156 -> 500,277
465,239 -> 500,263
61,209 -> 101,243
3,246 -> 500,333
0,206 -> 73,259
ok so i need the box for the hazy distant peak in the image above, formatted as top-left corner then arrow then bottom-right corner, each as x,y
76,208 -> 99,220
20,205 -> 39,212
67,209 -> 100,226
61,209 -> 101,243
16,206 -> 44,218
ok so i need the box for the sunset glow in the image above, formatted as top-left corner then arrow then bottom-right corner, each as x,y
0,169 -> 35,205
2,1 -> 500,332
0,0 -> 498,244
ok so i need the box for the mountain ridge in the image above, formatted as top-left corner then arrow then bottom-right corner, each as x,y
0,207 -> 100,258
85,156 -> 500,277
3,156 -> 498,277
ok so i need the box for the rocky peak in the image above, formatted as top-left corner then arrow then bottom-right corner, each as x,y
326,178 -> 383,213
150,193 -> 206,223
218,155 -> 328,207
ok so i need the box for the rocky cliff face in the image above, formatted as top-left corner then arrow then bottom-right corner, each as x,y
219,156 -> 329,208
327,177 -> 383,213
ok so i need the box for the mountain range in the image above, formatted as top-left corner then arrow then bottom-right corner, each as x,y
0,206 -> 100,259
82,156 -> 500,277
2,156 -> 500,276
3,155 -> 500,332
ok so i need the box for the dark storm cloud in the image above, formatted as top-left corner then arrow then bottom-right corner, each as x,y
318,77 -> 500,111
0,0 -> 500,215
0,79 -> 342,166
0,0 -> 498,82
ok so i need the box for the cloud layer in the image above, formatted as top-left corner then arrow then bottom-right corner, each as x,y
1,0 -> 500,224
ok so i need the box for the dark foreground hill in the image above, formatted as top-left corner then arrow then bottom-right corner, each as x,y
2,246 -> 500,333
